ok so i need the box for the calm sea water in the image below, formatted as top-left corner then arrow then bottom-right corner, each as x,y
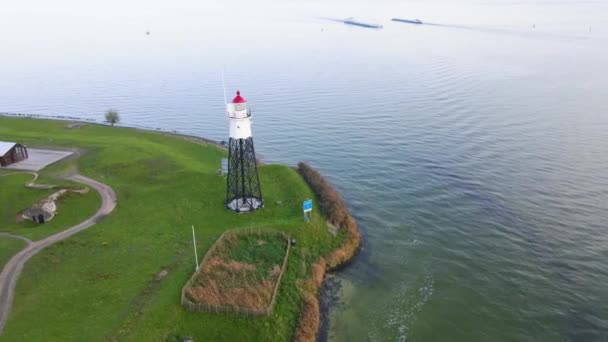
2,0 -> 608,340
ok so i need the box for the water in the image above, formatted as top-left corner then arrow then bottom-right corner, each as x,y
2,1 -> 608,340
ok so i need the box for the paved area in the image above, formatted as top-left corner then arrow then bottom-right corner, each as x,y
0,174 -> 117,334
2,149 -> 73,172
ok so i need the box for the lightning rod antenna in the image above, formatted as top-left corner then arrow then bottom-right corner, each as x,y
222,67 -> 227,105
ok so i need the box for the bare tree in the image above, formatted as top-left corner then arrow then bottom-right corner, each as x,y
105,110 -> 120,126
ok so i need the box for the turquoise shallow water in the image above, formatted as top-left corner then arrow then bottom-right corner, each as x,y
2,0 -> 608,340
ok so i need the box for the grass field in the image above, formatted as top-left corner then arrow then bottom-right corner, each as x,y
0,172 -> 100,241
0,116 -> 344,341
0,237 -> 27,270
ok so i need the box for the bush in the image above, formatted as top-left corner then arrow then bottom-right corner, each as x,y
296,162 -> 361,269
297,163 -> 346,226
326,215 -> 360,270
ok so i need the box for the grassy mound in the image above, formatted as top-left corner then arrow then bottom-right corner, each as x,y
183,230 -> 290,314
0,116 -> 345,342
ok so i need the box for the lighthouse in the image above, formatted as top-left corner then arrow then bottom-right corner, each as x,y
225,90 -> 263,212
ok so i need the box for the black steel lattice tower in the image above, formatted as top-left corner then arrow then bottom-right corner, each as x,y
225,90 -> 263,212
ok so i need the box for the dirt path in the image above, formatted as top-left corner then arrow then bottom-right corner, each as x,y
0,174 -> 117,334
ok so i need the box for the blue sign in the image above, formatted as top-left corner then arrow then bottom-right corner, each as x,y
303,199 -> 313,212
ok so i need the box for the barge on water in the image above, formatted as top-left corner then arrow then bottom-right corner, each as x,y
392,18 -> 423,25
344,17 -> 383,29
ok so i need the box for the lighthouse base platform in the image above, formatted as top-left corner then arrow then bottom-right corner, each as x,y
226,197 -> 264,213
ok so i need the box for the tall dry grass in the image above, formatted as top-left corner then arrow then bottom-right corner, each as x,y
293,294 -> 320,342
297,163 -> 348,227
185,257 -> 276,310
184,231 -> 289,313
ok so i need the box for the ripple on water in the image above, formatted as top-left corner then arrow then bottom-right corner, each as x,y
2,2 -> 608,340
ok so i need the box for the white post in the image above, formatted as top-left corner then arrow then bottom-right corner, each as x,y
192,225 -> 199,271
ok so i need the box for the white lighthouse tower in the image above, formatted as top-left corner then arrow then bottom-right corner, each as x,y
225,90 -> 263,212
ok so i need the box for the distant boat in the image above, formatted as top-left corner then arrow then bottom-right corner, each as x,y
392,18 -> 423,25
343,17 -> 383,29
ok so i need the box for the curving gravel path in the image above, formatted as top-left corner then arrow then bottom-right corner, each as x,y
0,171 -> 56,189
0,174 -> 116,334
0,233 -> 32,245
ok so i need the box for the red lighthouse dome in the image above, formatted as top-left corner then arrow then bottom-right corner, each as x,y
232,90 -> 246,104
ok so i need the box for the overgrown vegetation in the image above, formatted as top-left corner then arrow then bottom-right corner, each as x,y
184,230 -> 289,314
294,258 -> 326,342
297,163 -> 348,227
294,162 -> 362,342
296,162 -> 361,270
0,116 -> 345,341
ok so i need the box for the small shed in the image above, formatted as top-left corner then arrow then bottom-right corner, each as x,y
0,141 -> 28,167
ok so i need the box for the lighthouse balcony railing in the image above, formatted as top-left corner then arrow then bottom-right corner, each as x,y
228,110 -> 252,119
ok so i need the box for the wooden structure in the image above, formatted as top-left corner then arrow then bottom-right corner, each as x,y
0,141 -> 28,167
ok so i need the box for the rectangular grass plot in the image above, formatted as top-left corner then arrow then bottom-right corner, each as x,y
182,230 -> 290,315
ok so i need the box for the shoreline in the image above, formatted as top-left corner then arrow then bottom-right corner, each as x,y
1,113 -> 362,341
0,112 -> 227,150
317,274 -> 343,342
294,163 -> 362,342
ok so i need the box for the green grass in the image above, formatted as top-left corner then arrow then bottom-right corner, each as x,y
226,232 -> 287,274
0,172 -> 101,240
0,237 -> 26,270
0,116 -> 343,342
